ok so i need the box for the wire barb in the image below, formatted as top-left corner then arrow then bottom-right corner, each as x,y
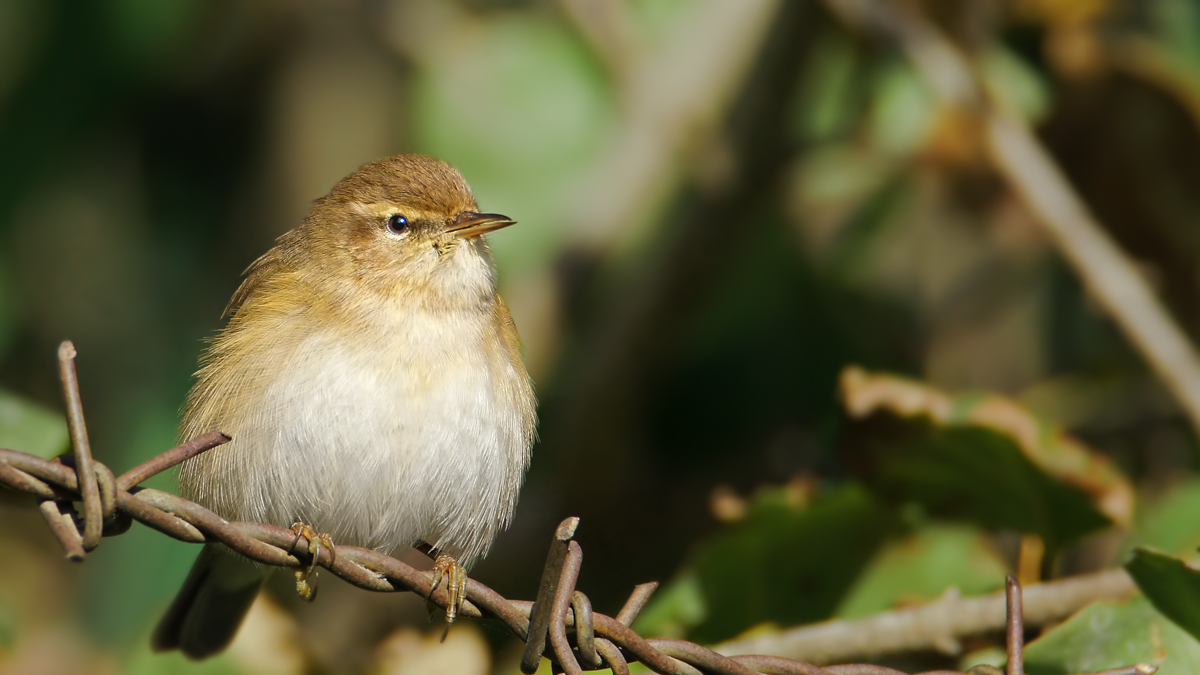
522,516 -> 579,673
57,341 -> 102,552
548,541 -> 584,674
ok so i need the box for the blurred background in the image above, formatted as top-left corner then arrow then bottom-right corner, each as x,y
4,0 -> 1200,673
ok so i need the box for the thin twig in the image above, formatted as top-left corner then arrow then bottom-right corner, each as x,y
715,569 -> 1136,664
984,111 -> 1200,437
1005,576 -> 1023,675
825,0 -> 1200,438
558,0 -> 638,84
564,0 -> 784,251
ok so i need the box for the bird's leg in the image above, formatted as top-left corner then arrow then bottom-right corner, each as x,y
428,553 -> 468,624
289,522 -> 336,602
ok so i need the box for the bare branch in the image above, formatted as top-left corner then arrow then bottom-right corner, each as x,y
825,0 -> 1200,439
565,0 -> 783,252
715,569 -> 1136,665
558,0 -> 639,83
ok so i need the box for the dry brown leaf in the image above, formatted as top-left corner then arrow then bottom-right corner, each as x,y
840,366 -> 1134,527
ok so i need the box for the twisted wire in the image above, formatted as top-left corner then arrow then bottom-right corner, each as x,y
0,342 -> 1155,675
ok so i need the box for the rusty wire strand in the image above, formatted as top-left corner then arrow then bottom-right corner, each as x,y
57,341 -> 102,551
824,668 -> 964,675
37,497 -> 85,560
572,590 -> 602,669
0,343 -> 1159,675
550,541 -> 586,675
524,517 -> 579,670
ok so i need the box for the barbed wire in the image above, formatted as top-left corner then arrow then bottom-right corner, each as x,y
0,341 -> 1156,675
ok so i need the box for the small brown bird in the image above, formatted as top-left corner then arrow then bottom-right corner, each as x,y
151,154 -> 537,659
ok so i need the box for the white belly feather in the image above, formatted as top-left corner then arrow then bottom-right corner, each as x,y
182,306 -> 530,568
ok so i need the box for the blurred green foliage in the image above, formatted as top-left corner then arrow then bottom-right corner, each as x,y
851,422 -> 1111,552
1127,548 -> 1200,647
2,0 -> 1200,673
1135,478 -> 1200,556
0,388 -> 67,459
635,484 -> 899,643
835,524 -> 1009,619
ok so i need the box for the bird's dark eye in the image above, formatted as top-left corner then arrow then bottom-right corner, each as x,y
386,214 -> 409,235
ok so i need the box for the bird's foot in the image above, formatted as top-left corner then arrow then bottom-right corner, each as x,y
289,522 -> 336,602
428,553 -> 468,626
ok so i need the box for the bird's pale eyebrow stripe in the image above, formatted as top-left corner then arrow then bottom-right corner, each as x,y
352,202 -> 399,218
352,202 -> 450,223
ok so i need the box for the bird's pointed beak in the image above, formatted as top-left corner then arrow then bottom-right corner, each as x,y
446,212 -> 516,239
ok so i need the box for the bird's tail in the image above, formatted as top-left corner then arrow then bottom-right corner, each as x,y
151,543 -> 269,659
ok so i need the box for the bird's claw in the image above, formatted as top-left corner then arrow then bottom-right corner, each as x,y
428,554 -> 468,628
289,522 -> 335,602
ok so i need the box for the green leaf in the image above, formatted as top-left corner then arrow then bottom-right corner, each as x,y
840,369 -> 1126,550
835,524 -> 1008,619
639,483 -> 898,644
848,420 -> 1108,550
959,646 -> 1006,672
0,388 -> 68,459
1126,548 -> 1200,643
793,32 -> 863,141
1135,479 -> 1200,556
1023,594 -> 1196,675
630,570 -> 706,639
413,13 -> 613,272
868,61 -> 937,157
979,46 -> 1051,123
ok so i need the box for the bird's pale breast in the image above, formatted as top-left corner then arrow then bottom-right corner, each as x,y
178,295 -> 533,568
